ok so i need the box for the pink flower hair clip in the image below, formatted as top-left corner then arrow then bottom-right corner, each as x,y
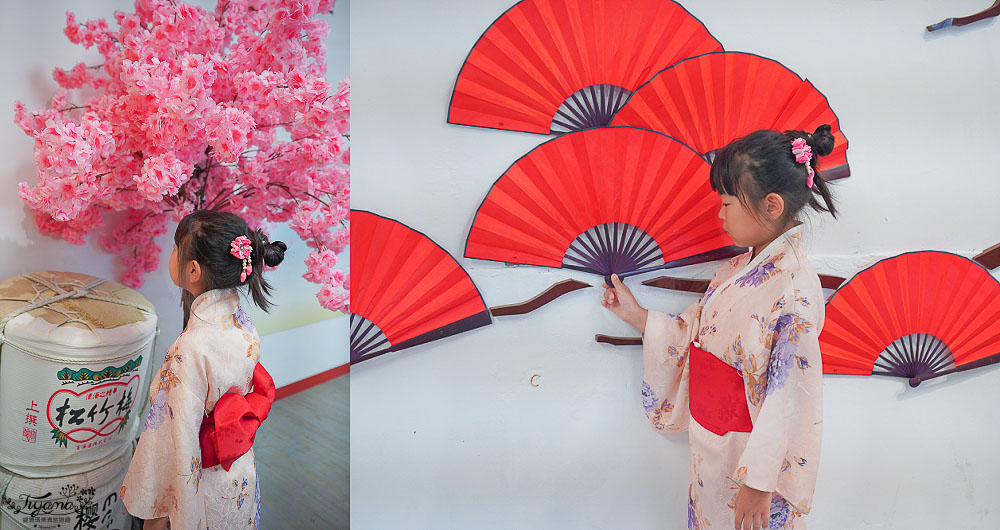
790,137 -> 815,188
230,235 -> 253,282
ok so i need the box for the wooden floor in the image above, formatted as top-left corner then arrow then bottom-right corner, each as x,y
255,374 -> 350,529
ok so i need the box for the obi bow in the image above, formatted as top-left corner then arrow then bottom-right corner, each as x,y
199,362 -> 275,470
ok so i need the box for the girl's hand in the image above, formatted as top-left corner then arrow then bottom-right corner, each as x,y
733,484 -> 772,530
601,274 -> 648,333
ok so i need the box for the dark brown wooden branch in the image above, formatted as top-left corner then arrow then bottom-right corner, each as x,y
595,334 -> 642,346
489,279 -> 591,316
974,242 -> 1000,270
927,1 -> 1000,31
819,274 -> 846,290
641,276 -> 710,293
640,274 -> 846,293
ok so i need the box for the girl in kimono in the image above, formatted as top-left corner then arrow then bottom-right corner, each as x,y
602,125 -> 838,530
120,210 -> 286,529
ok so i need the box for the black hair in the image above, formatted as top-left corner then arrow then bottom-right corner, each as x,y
709,124 -> 838,226
175,209 -> 287,325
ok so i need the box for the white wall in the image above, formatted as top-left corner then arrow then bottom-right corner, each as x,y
351,1 -> 1000,528
0,0 -> 350,383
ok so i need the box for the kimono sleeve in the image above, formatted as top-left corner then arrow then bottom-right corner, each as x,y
734,301 -> 824,515
120,334 -> 209,529
640,300 -> 700,433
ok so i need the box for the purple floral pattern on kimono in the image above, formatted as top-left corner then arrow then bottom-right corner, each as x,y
235,306 -> 255,333
769,495 -> 794,527
143,388 -> 168,431
734,253 -> 785,288
796,355 -> 810,371
703,284 -> 718,301
765,314 -> 796,396
765,313 -> 815,397
641,381 -> 658,412
254,468 -> 261,529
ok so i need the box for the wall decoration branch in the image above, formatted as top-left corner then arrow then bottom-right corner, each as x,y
927,1 -> 1000,32
595,335 -> 643,346
640,273 -> 846,293
489,279 -> 591,316
974,242 -> 1000,270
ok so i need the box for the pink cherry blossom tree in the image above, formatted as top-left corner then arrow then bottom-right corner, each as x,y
14,0 -> 349,312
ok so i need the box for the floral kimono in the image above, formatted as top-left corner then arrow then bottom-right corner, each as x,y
641,225 -> 824,529
121,288 -> 262,529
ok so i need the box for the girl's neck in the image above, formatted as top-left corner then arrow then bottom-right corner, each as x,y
184,283 -> 207,300
750,221 -> 800,260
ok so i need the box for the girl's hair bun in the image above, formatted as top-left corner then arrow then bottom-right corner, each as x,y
808,124 -> 835,157
253,228 -> 286,267
264,240 -> 287,267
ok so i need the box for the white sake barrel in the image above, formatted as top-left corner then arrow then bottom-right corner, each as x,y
0,444 -> 132,530
0,272 -> 157,477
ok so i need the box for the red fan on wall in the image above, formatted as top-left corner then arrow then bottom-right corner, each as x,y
351,210 -> 492,364
448,0 -> 722,135
820,251 -> 1000,386
465,126 -> 741,282
611,52 -> 850,179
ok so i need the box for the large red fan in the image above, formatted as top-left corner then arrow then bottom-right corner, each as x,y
351,211 -> 491,364
448,0 -> 722,135
611,52 -> 850,179
464,126 -> 739,278
820,251 -> 1000,386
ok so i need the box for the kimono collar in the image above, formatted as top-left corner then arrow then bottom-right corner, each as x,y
701,224 -> 805,312
190,288 -> 240,322
742,223 -> 804,272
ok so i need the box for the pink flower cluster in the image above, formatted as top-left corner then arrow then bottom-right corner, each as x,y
15,0 -> 349,312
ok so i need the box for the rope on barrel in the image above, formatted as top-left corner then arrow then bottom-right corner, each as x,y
0,274 -> 154,346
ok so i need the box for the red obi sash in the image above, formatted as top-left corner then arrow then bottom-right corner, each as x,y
199,363 -> 275,470
688,342 -> 753,436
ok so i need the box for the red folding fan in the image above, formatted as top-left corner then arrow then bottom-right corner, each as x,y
465,126 -> 740,279
448,0 -> 722,135
610,52 -> 850,179
820,251 -> 1000,386
351,210 -> 492,364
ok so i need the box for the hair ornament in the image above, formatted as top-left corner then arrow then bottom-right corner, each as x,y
790,137 -> 815,188
230,235 -> 253,282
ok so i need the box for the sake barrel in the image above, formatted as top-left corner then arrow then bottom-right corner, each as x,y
0,444 -> 132,530
0,272 -> 157,478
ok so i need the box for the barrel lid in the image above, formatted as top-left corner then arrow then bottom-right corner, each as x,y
0,272 -> 157,358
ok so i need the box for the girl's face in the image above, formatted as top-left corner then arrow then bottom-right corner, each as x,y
168,243 -> 181,287
169,243 -> 204,295
717,193 -> 775,249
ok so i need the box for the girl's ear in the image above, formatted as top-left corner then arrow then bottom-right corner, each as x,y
763,192 -> 785,222
187,259 -> 203,287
